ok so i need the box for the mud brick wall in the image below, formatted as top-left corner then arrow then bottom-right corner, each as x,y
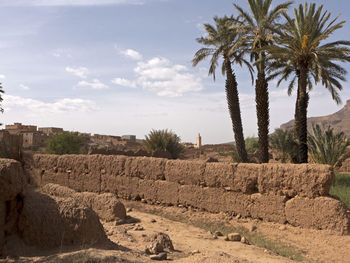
25,154 -> 350,234
0,159 -> 27,256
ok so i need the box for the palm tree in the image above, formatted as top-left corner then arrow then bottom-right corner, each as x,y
234,0 -> 293,163
308,124 -> 350,167
192,16 -> 253,162
266,3 -> 350,163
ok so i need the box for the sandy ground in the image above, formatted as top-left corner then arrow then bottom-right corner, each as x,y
2,200 -> 350,263
104,209 -> 294,263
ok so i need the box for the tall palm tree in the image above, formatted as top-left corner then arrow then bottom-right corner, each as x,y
192,16 -> 253,163
266,3 -> 350,163
234,0 -> 293,163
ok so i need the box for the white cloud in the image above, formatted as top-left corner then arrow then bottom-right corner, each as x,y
0,75 -> 5,79
113,57 -> 203,97
76,79 -> 109,90
65,66 -> 88,79
0,0 -> 144,6
52,48 -> 72,58
19,84 -> 30,90
3,94 -> 97,114
121,49 -> 143,61
111,78 -> 137,88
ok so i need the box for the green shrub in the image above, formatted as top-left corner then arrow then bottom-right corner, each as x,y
232,136 -> 259,163
270,129 -> 298,163
144,129 -> 184,159
330,173 -> 350,209
308,125 -> 350,166
46,132 -> 83,155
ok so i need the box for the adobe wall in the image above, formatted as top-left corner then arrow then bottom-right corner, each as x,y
0,131 -> 22,160
25,154 -> 350,235
0,159 -> 27,255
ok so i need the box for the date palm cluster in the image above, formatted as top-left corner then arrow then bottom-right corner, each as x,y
193,0 -> 350,163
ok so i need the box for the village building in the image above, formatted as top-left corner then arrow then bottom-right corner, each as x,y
38,127 -> 64,136
22,132 -> 48,149
121,135 -> 136,142
5,123 -> 37,135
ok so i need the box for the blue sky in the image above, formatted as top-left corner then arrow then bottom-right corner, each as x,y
1,0 -> 350,144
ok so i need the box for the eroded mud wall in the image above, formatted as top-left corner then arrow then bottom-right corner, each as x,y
0,159 -> 27,256
25,154 -> 350,234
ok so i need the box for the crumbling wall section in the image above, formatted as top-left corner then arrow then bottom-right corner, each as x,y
0,131 -> 22,160
0,158 -> 114,257
0,159 -> 27,256
26,154 -> 349,234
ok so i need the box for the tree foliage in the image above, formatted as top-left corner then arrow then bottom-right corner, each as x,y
270,129 -> 298,163
192,16 -> 251,162
143,129 -> 184,159
46,132 -> 83,155
234,0 -> 293,163
308,125 -> 350,166
232,136 -> 259,163
265,3 -> 350,162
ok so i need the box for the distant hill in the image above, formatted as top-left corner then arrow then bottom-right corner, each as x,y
280,99 -> 350,137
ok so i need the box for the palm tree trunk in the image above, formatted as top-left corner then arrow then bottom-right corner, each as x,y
255,69 -> 270,163
293,71 -> 301,163
224,58 -> 248,163
297,68 -> 309,163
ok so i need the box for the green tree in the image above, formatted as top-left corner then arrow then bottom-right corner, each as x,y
144,129 -> 184,159
270,129 -> 298,163
266,3 -> 350,163
192,16 -> 253,162
308,125 -> 350,166
46,132 -> 83,155
234,0 -> 292,163
232,136 -> 259,163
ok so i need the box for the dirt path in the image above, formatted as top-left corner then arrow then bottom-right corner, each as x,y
104,209 -> 294,263
123,202 -> 350,263
2,201 -> 349,262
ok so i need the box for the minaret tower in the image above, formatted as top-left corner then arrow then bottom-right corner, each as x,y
196,133 -> 202,149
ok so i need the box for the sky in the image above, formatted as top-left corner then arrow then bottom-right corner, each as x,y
1,0 -> 350,144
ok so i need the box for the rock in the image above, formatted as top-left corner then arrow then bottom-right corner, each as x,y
249,225 -> 257,232
205,157 -> 218,163
226,233 -> 241,242
191,249 -> 200,254
127,208 -> 133,212
149,241 -> 164,254
152,232 -> 174,251
150,252 -> 167,260
235,214 -> 241,219
211,234 -> 218,239
279,225 -> 287,231
141,199 -> 147,203
241,236 -> 249,244
151,219 -> 157,223
214,231 -> 224,237
134,225 -> 144,231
